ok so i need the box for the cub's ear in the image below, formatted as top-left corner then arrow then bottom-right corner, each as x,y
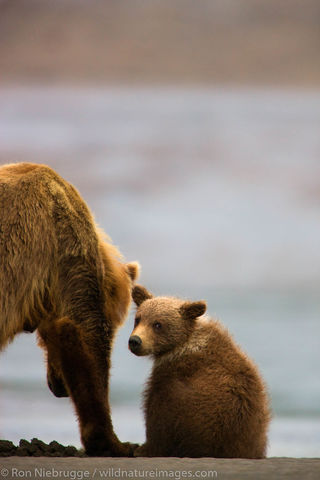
180,301 -> 207,321
126,261 -> 140,282
132,285 -> 153,306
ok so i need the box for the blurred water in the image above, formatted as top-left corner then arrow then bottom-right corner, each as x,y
0,86 -> 319,457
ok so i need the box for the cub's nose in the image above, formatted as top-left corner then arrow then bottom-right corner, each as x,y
129,335 -> 142,352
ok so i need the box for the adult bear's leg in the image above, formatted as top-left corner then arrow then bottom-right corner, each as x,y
42,317 -> 134,456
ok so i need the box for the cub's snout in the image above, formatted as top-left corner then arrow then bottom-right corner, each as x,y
128,335 -> 142,354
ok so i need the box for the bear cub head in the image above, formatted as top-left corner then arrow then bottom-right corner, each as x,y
129,285 -> 207,357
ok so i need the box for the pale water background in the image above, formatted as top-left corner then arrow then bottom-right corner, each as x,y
0,86 -> 319,457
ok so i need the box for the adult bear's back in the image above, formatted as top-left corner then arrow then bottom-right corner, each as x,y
0,163 -> 103,348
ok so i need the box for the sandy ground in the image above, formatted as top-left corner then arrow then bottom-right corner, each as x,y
1,457 -> 320,480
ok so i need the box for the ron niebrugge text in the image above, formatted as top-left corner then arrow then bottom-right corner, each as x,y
4,467 -> 218,480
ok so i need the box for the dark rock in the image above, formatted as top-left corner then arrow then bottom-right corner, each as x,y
0,438 -> 83,457
31,438 -> 48,452
0,439 -> 17,456
64,445 -> 78,457
16,447 -> 30,456
48,440 -> 65,455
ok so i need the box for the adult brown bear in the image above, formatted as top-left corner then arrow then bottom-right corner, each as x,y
0,162 -> 139,456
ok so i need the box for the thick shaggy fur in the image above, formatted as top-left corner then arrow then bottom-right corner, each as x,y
130,286 -> 271,458
0,162 -> 139,456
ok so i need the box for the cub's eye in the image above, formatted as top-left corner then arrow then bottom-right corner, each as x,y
153,322 -> 162,331
134,316 -> 141,327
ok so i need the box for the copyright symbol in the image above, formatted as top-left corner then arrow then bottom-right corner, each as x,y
1,469 -> 9,477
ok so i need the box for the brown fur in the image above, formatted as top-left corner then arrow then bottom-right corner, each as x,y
0,162 -> 139,456
130,285 -> 271,458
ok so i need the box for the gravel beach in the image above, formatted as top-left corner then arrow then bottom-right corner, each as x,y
1,457 -> 320,480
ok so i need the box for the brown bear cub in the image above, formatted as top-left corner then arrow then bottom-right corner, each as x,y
0,162 -> 139,456
129,285 -> 270,458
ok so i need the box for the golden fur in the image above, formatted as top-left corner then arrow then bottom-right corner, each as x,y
0,162 -> 139,456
